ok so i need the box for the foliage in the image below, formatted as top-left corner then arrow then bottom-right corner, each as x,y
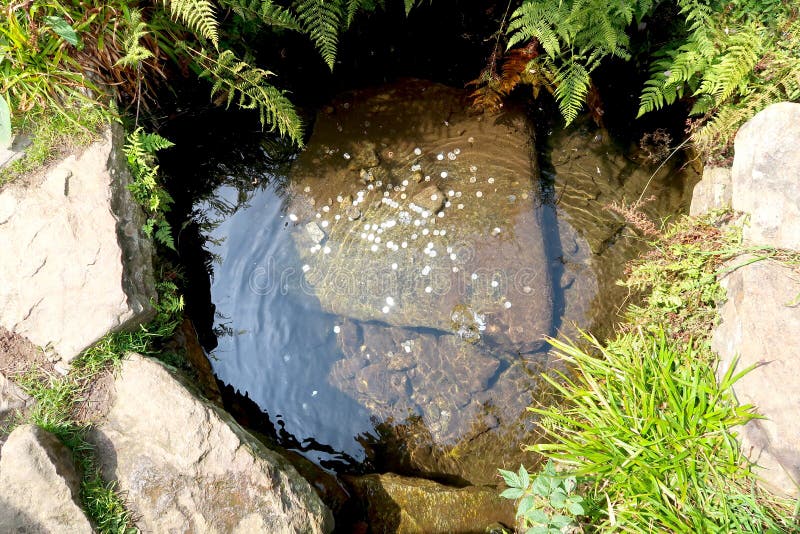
0,103 -> 108,188
11,278 -> 184,533
508,213 -> 800,532
124,127 -> 176,250
499,461 -> 589,533
639,1 -> 800,155
506,0 -> 654,125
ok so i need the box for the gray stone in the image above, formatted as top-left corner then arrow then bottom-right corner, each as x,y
89,353 -> 333,533
0,424 -> 93,533
0,135 -> 31,170
411,184 -> 445,212
348,473 -> 515,533
713,258 -> 800,497
305,221 -> 326,244
690,166 -> 732,216
731,102 -> 800,250
0,125 -> 155,363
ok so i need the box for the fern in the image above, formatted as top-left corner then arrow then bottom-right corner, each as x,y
222,0 -> 302,30
161,0 -> 220,47
194,48 -> 303,144
294,0 -> 343,70
115,9 -> 155,68
507,0 -> 651,124
124,128 -> 176,250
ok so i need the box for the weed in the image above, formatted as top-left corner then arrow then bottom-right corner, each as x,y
500,461 -> 590,533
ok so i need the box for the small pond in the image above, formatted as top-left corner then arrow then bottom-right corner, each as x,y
167,79 -> 698,485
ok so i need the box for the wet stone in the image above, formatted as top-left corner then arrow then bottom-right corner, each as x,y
305,221 -> 326,244
288,80 -> 554,354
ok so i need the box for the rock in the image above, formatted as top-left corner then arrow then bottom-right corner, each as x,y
89,353 -> 333,533
713,258 -> 800,497
0,124 -> 156,363
690,167 -> 732,216
0,425 -> 93,533
305,221 -> 327,244
731,102 -> 800,250
411,184 -> 445,213
347,473 -> 515,533
288,80 -> 553,354
0,135 -> 31,170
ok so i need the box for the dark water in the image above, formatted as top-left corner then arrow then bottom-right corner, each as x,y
165,76 -> 699,488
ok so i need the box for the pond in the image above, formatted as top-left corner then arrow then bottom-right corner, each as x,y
166,79 -> 698,485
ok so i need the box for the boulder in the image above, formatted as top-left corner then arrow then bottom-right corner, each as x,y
690,167 -> 732,216
288,80 -> 553,354
0,124 -> 155,363
713,258 -> 800,497
731,102 -> 800,250
0,424 -> 92,533
89,353 -> 333,533
347,473 -> 515,533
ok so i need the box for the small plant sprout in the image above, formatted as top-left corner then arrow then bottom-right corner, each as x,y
499,461 -> 586,534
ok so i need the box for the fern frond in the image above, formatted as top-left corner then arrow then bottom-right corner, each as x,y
161,0 -> 220,47
696,24 -> 762,102
194,48 -> 303,144
222,0 -> 302,30
554,60 -> 590,125
115,9 -> 154,68
294,0 -> 343,70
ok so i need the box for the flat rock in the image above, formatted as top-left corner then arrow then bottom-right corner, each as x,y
731,102 -> 800,250
347,473 -> 515,533
288,80 -> 553,354
0,424 -> 92,533
0,125 -> 155,363
690,166 -> 732,216
89,353 -> 333,533
713,258 -> 800,497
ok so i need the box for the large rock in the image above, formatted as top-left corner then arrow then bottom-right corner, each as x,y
288,80 -> 553,354
731,102 -> 800,250
348,473 -> 515,533
89,353 -> 333,533
690,167 -> 732,216
713,258 -> 800,497
0,424 -> 93,533
0,125 -> 155,363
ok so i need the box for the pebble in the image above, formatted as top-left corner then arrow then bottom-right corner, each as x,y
504,301 -> 512,309
386,296 -> 395,306
447,152 -> 456,160
436,153 -> 444,161
425,286 -> 433,293
321,220 -> 329,228
414,147 -> 422,155
343,153 -> 351,160
488,177 -> 495,184
333,325 -> 341,334
289,213 -> 298,222
476,191 -> 483,198
323,246 -> 331,254
391,263 -> 398,270
440,171 -> 448,178
382,306 -> 390,313
491,280 -> 499,288
454,148 -> 461,155
371,244 -> 378,252
421,265 -> 431,276
302,264 -> 310,273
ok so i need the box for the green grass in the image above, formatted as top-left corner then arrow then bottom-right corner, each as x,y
502,212 -> 800,532
0,103 -> 109,188
9,279 -> 184,533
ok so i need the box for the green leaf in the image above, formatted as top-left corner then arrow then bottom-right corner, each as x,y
0,95 -> 11,149
518,465 -> 531,489
501,487 -> 524,500
518,495 -> 535,516
550,514 -> 573,528
525,526 -> 549,534
549,488 -> 567,508
44,16 -> 79,46
499,468 -> 520,488
532,475 -> 550,496
528,508 -> 549,524
568,501 -> 585,516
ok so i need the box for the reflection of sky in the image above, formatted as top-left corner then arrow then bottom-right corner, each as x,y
200,183 -> 375,462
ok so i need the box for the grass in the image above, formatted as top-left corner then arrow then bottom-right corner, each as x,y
0,103 -> 109,188
8,279 -> 184,533
502,211 -> 800,532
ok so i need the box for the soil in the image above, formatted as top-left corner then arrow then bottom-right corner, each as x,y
0,327 -> 53,378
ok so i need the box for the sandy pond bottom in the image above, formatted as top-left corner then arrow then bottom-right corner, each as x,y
190,80 -> 698,484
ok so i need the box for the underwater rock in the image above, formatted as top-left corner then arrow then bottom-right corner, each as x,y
288,80 -> 554,354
